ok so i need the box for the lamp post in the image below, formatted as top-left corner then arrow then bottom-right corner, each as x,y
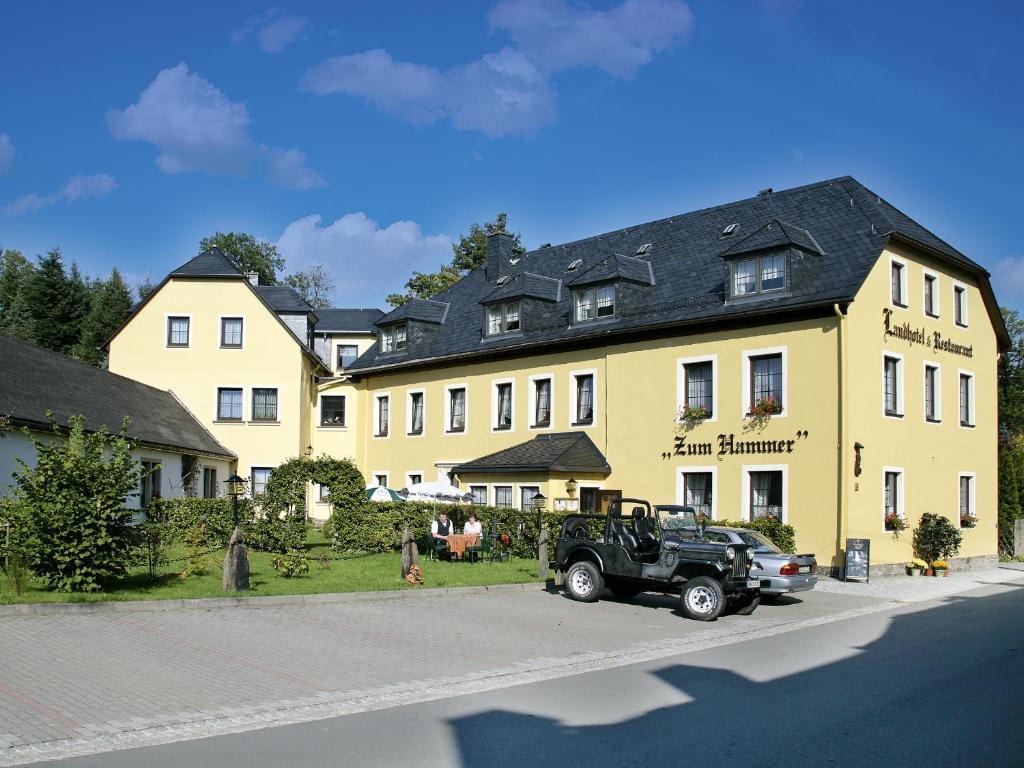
532,492 -> 548,580
224,473 -> 246,526
222,473 -> 249,591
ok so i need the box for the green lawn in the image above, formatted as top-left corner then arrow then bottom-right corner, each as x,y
0,535 -> 544,605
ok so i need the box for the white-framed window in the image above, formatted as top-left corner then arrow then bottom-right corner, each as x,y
406,472 -> 423,487
220,316 -> 244,348
742,347 -> 787,417
890,256 -> 908,308
318,484 -> 331,503
922,272 -> 939,318
492,378 -> 514,431
469,485 -> 488,505
953,282 -> 968,327
529,374 -> 553,429
217,387 -> 244,421
742,464 -> 787,523
882,467 -> 904,532
251,387 -> 278,422
373,472 -> 389,488
923,361 -> 941,423
407,390 -> 425,436
882,352 -> 904,418
519,485 -> 541,510
570,370 -> 596,426
677,355 -> 717,422
380,324 -> 407,353
320,395 -> 346,427
730,254 -> 786,297
445,384 -> 467,433
140,460 -> 162,507
958,472 -> 976,528
374,393 -> 391,437
958,369 -> 975,427
202,467 -> 217,499
166,315 -> 191,348
494,485 -> 513,507
676,466 -> 717,520
574,285 -> 615,321
336,344 -> 358,370
251,467 -> 272,496
486,302 -> 521,335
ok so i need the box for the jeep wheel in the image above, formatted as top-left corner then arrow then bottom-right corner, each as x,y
731,592 -> 761,616
565,561 -> 603,603
680,576 -> 725,621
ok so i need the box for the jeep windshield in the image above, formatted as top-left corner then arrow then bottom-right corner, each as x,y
655,505 -> 697,531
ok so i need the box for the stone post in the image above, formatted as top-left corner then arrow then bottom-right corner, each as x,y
538,522 -> 549,580
222,525 -> 250,591
1014,519 -> 1024,558
401,526 -> 419,578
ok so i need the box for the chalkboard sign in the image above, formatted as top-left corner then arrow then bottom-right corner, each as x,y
844,538 -> 870,582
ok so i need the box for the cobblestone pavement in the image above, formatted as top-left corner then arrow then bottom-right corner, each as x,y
2,567 -> 1022,766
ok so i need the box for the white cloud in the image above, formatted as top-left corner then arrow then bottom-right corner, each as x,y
994,256 -> 1024,300
0,134 -> 13,174
301,0 -> 692,137
108,63 -> 323,187
4,174 -> 117,216
488,0 -> 694,79
276,212 -> 453,304
233,8 -> 310,53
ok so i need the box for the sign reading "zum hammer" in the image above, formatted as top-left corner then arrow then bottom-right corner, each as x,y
663,431 -> 810,460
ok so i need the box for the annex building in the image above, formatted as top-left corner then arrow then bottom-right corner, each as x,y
106,177 -> 1008,573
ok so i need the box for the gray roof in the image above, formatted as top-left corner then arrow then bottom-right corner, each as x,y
376,298 -> 449,325
0,335 -> 234,459
719,218 -> 824,258
348,176 -> 1006,373
315,309 -> 385,333
566,252 -> 656,287
482,272 -> 561,304
255,286 -> 313,313
452,432 -> 611,475
170,249 -> 242,278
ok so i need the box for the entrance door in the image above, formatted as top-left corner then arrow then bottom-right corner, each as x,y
597,490 -> 622,515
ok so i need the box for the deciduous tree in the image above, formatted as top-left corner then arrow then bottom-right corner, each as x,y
284,264 -> 335,309
199,232 -> 284,285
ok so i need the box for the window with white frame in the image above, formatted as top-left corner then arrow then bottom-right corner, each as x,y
469,485 -> 488,505
495,486 -> 513,507
883,469 -> 903,530
408,391 -> 424,435
167,316 -> 190,347
380,324 -> 407,353
681,359 -> 715,419
320,395 -> 346,427
682,471 -> 713,519
486,302 -> 521,335
574,285 -> 615,321
407,473 -> 422,487
520,486 -> 541,510
374,472 -> 388,487
251,467 -> 272,496
750,354 -> 783,413
337,344 -> 358,369
924,363 -> 940,422
574,374 -> 594,425
140,460 -> 162,506
891,260 -> 907,306
220,317 -> 243,348
217,387 -> 243,421
447,386 -> 466,433
749,470 -> 783,520
494,381 -> 513,430
959,371 -> 975,427
532,377 -> 552,428
202,467 -> 217,499
375,394 -> 390,437
319,484 -> 331,502
953,284 -> 968,327
959,474 -> 975,528
251,388 -> 278,422
923,273 -> 938,318
883,354 -> 903,417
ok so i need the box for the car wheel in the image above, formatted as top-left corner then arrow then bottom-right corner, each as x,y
608,581 -> 642,601
680,576 -> 725,621
564,561 -> 603,603
732,592 -> 761,615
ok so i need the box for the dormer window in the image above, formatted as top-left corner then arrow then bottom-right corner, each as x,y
380,323 -> 407,353
486,302 -> 520,335
731,253 -> 786,297
574,285 -> 615,322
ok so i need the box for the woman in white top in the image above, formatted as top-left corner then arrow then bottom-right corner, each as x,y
463,511 -> 483,537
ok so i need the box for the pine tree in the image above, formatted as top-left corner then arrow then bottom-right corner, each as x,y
22,249 -> 86,353
0,249 -> 35,340
75,268 -> 134,366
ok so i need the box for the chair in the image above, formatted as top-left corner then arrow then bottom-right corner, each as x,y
425,532 -> 450,560
466,532 -> 492,563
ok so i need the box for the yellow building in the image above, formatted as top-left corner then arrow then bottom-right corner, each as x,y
108,177 -> 1008,574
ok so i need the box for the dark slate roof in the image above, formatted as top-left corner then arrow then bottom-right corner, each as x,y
482,272 -> 561,303
376,298 -> 449,325
452,432 -> 611,475
347,176 -> 1006,372
0,336 -> 234,459
255,286 -> 313,313
720,218 -> 824,258
170,248 -> 244,278
314,309 -> 385,333
566,252 -> 655,287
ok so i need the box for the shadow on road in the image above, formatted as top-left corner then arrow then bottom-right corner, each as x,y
449,585 -> 1024,768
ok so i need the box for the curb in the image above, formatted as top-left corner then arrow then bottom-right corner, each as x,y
0,581 -> 550,618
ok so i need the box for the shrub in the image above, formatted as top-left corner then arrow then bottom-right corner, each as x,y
913,513 -> 962,564
271,549 -> 310,578
716,517 -> 797,553
10,416 -> 141,592
150,497 -> 309,554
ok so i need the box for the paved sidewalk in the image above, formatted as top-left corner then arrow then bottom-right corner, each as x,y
2,566 -> 1022,766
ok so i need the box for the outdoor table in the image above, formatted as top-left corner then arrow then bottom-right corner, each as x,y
446,533 -> 481,558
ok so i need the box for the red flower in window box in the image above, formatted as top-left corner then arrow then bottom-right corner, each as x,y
748,395 -> 782,417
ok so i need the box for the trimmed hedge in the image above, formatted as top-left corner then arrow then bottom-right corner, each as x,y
716,517 -> 797,554
147,497 -> 309,553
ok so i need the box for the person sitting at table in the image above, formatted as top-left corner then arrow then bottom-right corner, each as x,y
463,512 -> 482,537
431,511 -> 454,540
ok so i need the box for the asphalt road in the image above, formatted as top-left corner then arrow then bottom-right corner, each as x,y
29,579 -> 1024,768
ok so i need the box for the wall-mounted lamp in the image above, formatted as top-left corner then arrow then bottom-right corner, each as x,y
565,478 -> 578,498
853,442 -> 864,477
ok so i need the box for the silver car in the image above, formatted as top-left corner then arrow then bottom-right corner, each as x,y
703,526 -> 817,598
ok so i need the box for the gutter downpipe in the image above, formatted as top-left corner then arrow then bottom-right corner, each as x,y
833,303 -> 848,576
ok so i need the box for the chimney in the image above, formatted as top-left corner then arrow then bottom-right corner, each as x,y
485,230 -> 515,282
246,272 -> 260,285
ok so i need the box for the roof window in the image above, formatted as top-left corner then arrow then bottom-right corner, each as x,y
636,243 -> 652,255
567,259 -> 583,271
496,275 -> 510,285
722,223 -> 739,237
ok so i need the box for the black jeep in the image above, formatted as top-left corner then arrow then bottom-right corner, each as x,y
554,499 -> 762,620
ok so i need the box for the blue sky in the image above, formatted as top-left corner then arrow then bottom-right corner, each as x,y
2,0 -> 1023,310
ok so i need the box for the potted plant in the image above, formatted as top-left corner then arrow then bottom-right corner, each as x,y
906,558 -> 927,576
931,559 -> 949,576
748,395 -> 782,417
678,404 -> 711,429
960,512 -> 977,529
884,512 -> 906,538
913,513 -> 962,575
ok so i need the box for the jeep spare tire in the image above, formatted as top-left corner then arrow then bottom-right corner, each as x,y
680,576 -> 725,621
564,561 -> 603,603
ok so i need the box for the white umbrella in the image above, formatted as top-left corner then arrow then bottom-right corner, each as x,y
400,480 -> 472,504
